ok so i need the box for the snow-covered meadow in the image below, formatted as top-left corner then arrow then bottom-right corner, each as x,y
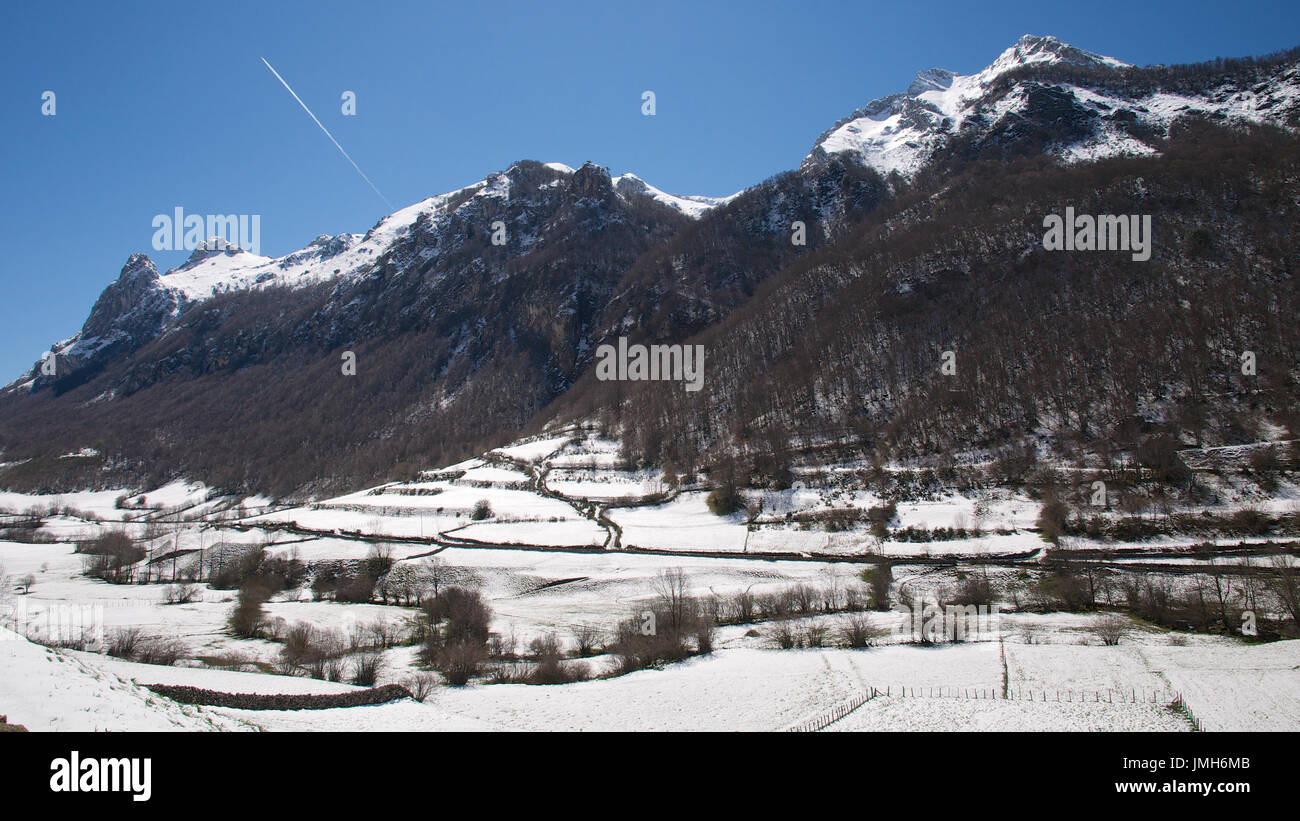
2,426 -> 1298,732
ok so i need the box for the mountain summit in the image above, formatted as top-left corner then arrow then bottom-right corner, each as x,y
804,33 -> 1297,176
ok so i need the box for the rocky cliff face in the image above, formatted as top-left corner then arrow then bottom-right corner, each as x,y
23,255 -> 183,395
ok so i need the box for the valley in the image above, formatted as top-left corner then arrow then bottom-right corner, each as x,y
2,424 -> 1297,732
2,25 -> 1299,739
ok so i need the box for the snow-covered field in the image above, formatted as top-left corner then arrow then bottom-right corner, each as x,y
0,627 -> 253,732
2,425 -> 1298,732
6,621 -> 1296,732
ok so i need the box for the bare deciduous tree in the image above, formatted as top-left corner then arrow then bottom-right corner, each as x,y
571,623 -> 602,657
1263,549 -> 1300,628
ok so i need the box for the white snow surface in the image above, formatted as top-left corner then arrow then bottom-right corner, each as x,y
4,428 -> 1300,731
0,627 -> 250,731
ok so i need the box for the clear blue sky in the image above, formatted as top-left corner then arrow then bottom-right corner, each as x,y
2,0 -> 1297,380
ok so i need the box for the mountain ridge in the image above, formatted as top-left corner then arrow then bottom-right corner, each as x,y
17,34 -> 1300,392
804,33 -> 1300,176
2,35 -> 1298,497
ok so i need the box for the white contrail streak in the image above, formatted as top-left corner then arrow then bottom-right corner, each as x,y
260,57 -> 393,210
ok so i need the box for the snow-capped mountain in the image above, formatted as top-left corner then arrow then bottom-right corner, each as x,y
610,172 -> 739,218
3,35 -> 1299,497
9,163 -> 733,391
160,164 -> 731,303
805,34 -> 1300,176
24,34 -> 1300,395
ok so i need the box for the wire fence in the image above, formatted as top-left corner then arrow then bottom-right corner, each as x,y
787,683 -> 1192,731
1172,690 -> 1205,731
785,688 -> 880,732
880,685 -> 1178,704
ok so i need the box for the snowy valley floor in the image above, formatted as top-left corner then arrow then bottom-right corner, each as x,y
2,427 -> 1299,732
5,626 -> 1300,731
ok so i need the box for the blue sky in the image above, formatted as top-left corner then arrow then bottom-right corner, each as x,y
2,0 -> 1297,380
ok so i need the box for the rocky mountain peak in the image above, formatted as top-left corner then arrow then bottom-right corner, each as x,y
804,34 -> 1293,177
178,241 -> 247,270
990,34 -> 1126,74
117,253 -> 160,286
907,68 -> 956,96
570,161 -> 614,200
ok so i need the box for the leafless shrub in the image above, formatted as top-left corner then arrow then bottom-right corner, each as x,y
322,655 -> 347,683
1121,577 -> 1175,624
757,592 -> 790,620
1032,567 -> 1095,612
839,614 -> 882,648
134,636 -> 188,666
529,632 -> 564,660
609,613 -> 691,674
350,652 -> 385,687
206,651 -> 257,672
371,619 -> 397,649
162,583 -> 203,605
1092,614 -> 1131,646
433,641 -> 487,686
279,623 -> 348,680
228,581 -> 271,639
558,661 -> 592,684
571,623 -> 602,657
422,587 -> 493,647
106,627 -> 145,659
365,543 -> 395,578
772,619 -> 798,649
652,568 -> 694,635
820,578 -> 842,612
1037,493 -> 1068,544
489,629 -> 518,660
334,572 -> 376,604
1263,548 -> 1300,628
42,630 -> 95,651
281,622 -> 315,663
488,662 -> 529,683
950,573 -> 996,607
803,623 -> 829,647
843,583 -> 866,612
402,673 -> 438,702
865,564 -> 892,611
731,588 -> 756,622
80,531 -> 145,584
695,618 -> 716,654
521,632 -> 588,684
701,593 -> 723,625
790,584 -> 817,615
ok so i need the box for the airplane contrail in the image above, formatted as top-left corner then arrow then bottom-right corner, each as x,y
260,57 -> 394,210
